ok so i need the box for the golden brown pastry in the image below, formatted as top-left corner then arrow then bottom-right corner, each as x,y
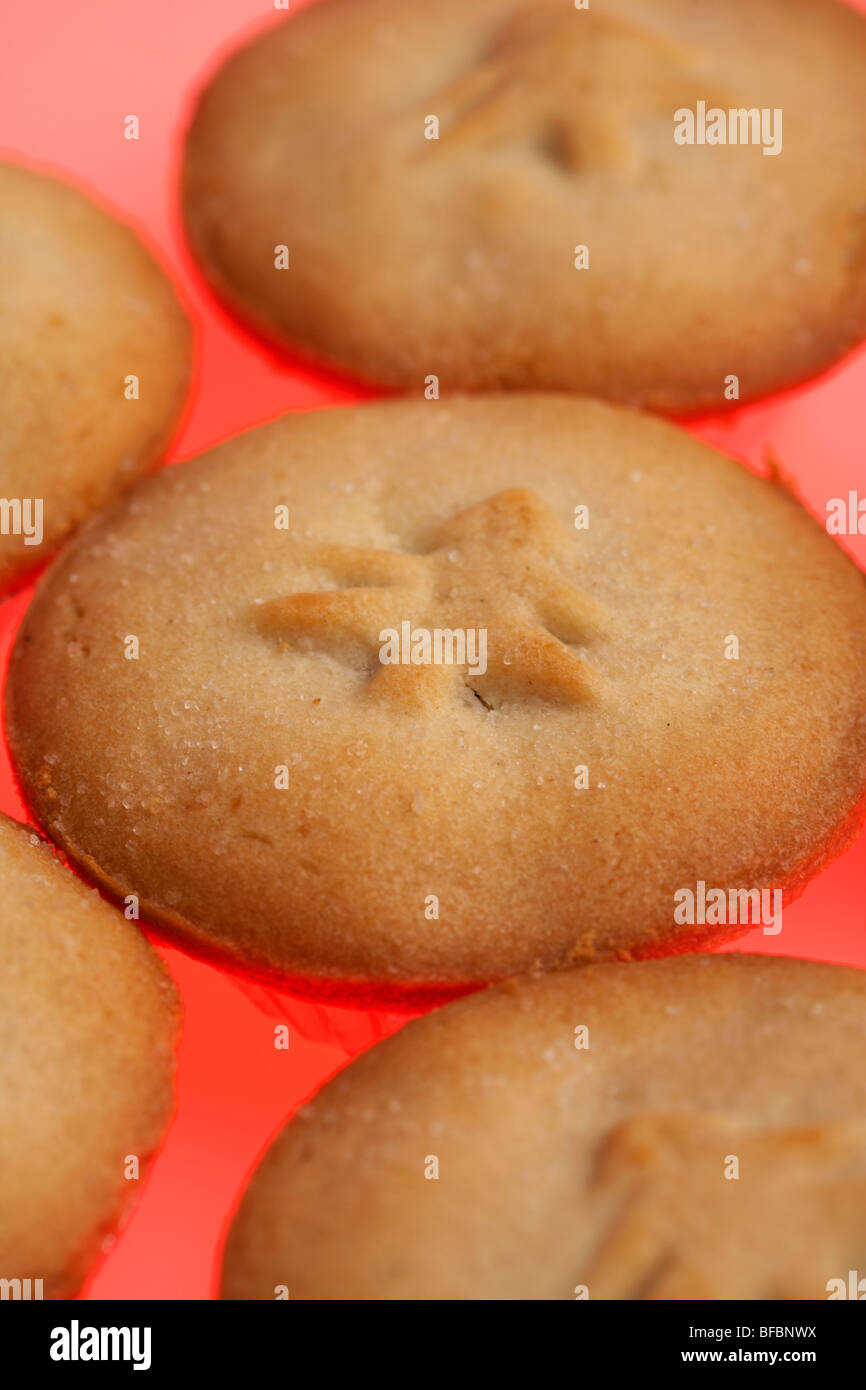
183,0 -> 866,408
221,955 -> 866,1300
0,813 -> 179,1298
0,161 -> 191,593
6,397 -> 866,1002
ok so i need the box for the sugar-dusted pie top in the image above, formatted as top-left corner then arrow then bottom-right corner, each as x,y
0,161 -> 190,594
220,955 -> 866,1299
0,812 -> 178,1297
7,396 -> 866,997
183,0 -> 866,407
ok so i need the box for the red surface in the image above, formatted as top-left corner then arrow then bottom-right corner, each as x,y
1,0 -> 865,1300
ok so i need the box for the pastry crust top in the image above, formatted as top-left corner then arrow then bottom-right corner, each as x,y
0,813 -> 179,1298
0,161 -> 191,593
221,954 -> 866,1300
183,0 -> 866,406
7,395 -> 866,999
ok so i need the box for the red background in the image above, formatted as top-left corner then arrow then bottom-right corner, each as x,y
1,0 -> 865,1299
